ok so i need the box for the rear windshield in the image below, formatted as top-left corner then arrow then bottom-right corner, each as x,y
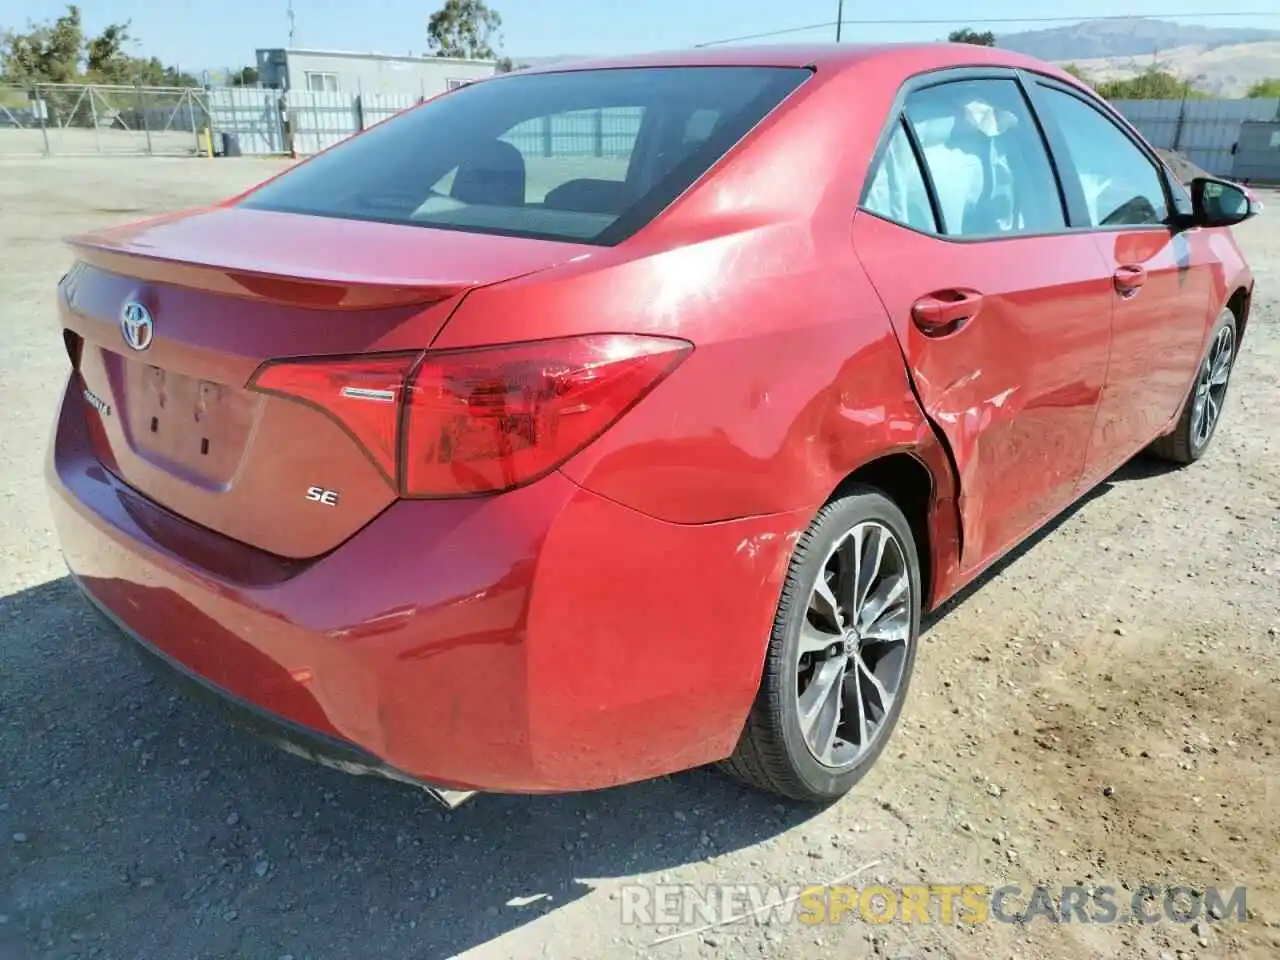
240,66 -> 810,245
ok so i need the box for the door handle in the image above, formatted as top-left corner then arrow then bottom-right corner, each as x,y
911,290 -> 984,335
1113,264 -> 1147,297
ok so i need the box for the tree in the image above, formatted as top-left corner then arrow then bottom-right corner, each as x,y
427,0 -> 502,59
125,55 -> 165,85
83,25 -> 195,85
1,4 -> 196,88
84,20 -> 135,82
1061,63 -> 1091,85
1095,68 -> 1209,100
230,65 -> 260,87
948,28 -> 996,47
161,64 -> 199,87
1246,77 -> 1280,98
0,3 -> 84,84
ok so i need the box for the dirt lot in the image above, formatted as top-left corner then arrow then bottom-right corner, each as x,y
0,127 -> 203,159
1,157 -> 1277,960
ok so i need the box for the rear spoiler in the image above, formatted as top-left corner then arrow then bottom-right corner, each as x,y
65,237 -> 466,310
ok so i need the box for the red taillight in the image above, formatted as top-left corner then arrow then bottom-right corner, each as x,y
248,354 -> 418,483
248,334 -> 691,497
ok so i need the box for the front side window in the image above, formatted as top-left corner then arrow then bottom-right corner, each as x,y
1034,86 -> 1169,227
863,120 -> 936,233
904,79 -> 1065,238
242,66 -> 810,244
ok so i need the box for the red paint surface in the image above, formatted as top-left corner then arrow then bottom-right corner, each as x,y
48,42 -> 1254,792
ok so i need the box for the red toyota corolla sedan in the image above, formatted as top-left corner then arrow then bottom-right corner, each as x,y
47,42 -> 1256,806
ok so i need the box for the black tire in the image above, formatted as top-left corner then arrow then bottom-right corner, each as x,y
1148,308 -> 1238,465
720,486 -> 922,803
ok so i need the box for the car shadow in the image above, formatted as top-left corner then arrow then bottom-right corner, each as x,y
0,456 -> 1168,956
0,576 -> 823,959
923,466 -> 1125,630
920,452 -> 1175,633
1104,451 -> 1186,483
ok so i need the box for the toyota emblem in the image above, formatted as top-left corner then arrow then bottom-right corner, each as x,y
120,300 -> 154,352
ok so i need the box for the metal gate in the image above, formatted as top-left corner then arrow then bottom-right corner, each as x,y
0,83 -> 211,157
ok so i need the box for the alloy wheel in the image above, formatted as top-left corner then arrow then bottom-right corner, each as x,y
1191,324 -> 1235,449
795,521 -> 912,768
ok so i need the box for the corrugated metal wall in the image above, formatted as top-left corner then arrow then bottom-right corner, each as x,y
360,92 -> 418,129
500,107 -> 644,158
207,92 -> 645,158
1112,98 -> 1280,178
285,90 -> 359,154
208,88 -> 419,155
207,88 -> 285,155
1232,120 -> 1280,183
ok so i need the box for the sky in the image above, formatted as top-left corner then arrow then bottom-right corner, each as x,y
6,0 -> 1279,74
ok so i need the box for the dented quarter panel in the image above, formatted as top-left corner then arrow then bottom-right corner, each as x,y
436,64 -> 961,541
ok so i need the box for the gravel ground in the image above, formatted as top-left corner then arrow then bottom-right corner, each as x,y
1,157 -> 1277,960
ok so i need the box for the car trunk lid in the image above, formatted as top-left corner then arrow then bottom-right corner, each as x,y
61,206 -> 592,559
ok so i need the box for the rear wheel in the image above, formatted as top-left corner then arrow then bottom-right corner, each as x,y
720,487 -> 921,803
1148,308 -> 1238,465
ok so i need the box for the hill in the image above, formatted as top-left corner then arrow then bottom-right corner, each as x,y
508,20 -> 1280,97
997,17 -> 1280,61
995,18 -> 1280,98
1063,41 -> 1280,98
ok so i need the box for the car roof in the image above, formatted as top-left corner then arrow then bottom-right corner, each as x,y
516,42 -> 1067,81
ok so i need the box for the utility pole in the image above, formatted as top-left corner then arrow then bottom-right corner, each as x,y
836,0 -> 844,42
287,0 -> 296,47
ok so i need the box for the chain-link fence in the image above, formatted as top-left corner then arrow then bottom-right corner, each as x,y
0,83 -> 212,157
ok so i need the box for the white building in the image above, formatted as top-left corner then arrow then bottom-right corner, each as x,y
255,48 -> 499,98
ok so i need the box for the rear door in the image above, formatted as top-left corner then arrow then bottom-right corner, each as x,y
853,72 -> 1114,572
1024,79 -> 1217,488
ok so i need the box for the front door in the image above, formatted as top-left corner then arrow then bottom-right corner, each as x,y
854,75 -> 1114,573
1023,81 -> 1218,487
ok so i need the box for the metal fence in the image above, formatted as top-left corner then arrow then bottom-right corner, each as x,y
267,94 -> 645,159
501,107 -> 646,158
0,83 -> 211,157
207,87 -> 287,156
204,89 -> 423,156
1,82 -> 648,160
287,89 -> 376,155
203,89 -> 646,160
1232,120 -> 1280,183
7,81 -> 1279,181
1112,97 -> 1280,179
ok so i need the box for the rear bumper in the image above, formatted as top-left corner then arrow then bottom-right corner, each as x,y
47,376 -> 805,793
75,575 -> 472,806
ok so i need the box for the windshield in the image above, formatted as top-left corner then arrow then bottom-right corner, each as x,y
240,66 -> 810,245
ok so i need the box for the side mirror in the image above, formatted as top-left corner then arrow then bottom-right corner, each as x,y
1189,177 -> 1257,228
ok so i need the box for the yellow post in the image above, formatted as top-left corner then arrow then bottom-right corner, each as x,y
202,126 -> 213,158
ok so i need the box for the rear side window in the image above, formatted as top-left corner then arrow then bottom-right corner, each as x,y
864,120 -> 937,232
242,66 -> 810,245
904,79 -> 1065,238
1032,86 -> 1169,227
